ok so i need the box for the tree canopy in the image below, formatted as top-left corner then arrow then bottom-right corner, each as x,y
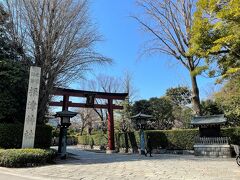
214,75 -> 240,125
0,59 -> 28,123
0,5 -> 29,123
166,86 -> 191,106
190,0 -> 240,79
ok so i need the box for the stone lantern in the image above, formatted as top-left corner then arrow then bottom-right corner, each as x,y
131,112 -> 152,155
55,110 -> 77,159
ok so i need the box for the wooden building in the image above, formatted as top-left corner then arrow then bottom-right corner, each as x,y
191,114 -> 226,137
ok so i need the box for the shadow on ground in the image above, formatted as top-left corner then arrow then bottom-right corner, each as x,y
52,146 -> 234,166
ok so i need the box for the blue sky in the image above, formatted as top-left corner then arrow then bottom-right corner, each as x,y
75,1 -> 218,101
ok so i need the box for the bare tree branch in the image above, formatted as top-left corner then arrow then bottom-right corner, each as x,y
133,0 -> 202,115
3,0 -> 111,122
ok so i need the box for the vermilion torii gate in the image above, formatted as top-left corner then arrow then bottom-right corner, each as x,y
49,87 -> 128,152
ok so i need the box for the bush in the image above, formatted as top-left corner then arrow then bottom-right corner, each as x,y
221,127 -> 240,145
0,124 -> 52,149
0,148 -> 57,168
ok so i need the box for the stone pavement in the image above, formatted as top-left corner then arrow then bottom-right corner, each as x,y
0,146 -> 239,180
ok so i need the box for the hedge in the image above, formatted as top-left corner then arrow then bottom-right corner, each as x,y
145,129 -> 198,150
0,148 -> 57,167
78,133 -> 108,147
220,127 -> 240,145
78,127 -> 240,150
145,128 -> 240,150
0,124 -> 52,149
116,131 -> 140,149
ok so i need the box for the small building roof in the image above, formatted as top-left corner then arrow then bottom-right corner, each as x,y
131,112 -> 152,119
191,114 -> 226,126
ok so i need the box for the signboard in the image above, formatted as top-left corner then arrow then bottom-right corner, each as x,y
22,66 -> 41,148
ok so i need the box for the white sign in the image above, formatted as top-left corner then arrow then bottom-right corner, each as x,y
22,66 -> 41,148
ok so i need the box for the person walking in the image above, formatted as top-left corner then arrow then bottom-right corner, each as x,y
145,135 -> 152,157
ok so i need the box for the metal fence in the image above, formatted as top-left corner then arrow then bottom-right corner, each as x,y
195,137 -> 229,145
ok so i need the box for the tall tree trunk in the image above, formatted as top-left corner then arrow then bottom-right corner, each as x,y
190,74 -> 202,116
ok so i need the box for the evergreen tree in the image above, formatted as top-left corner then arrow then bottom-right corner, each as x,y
0,5 -> 29,123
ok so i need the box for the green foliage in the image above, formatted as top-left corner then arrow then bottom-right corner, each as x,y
172,106 -> 193,128
144,127 -> 240,149
220,127 -> 240,145
145,129 -> 198,150
201,99 -> 224,116
0,124 -> 52,149
0,59 -> 29,123
149,97 -> 175,129
191,0 -> 240,78
165,86 -> 193,129
79,127 -> 240,150
132,97 -> 175,130
131,99 -> 152,115
190,66 -> 208,77
166,86 -> 191,106
132,87 -> 194,129
116,132 -> 140,149
78,133 -> 108,146
214,76 -> 240,125
0,5 -> 29,123
0,148 -> 56,167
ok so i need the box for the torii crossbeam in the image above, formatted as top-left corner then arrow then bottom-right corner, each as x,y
49,87 -> 128,153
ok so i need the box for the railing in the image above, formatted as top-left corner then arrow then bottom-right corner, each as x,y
195,137 -> 229,145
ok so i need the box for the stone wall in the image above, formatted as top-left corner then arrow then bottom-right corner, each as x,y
194,144 -> 231,158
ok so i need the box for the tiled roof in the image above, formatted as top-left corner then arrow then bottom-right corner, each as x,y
131,112 -> 152,119
191,114 -> 226,126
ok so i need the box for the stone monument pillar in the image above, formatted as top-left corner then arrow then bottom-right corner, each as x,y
22,66 -> 41,148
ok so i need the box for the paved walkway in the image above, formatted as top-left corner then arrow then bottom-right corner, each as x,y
0,146 -> 239,180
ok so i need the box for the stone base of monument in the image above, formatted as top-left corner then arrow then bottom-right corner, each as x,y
194,144 -> 231,158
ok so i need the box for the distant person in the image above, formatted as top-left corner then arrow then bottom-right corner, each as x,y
145,135 -> 153,157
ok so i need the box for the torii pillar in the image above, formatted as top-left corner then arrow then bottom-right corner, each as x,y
107,99 -> 115,153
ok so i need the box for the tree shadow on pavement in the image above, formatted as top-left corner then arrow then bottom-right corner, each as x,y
52,147 -> 233,166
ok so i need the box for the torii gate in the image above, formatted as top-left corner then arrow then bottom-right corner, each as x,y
49,87 -> 128,153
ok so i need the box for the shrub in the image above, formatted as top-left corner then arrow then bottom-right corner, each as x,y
0,124 -> 52,149
0,148 -> 57,168
221,127 -> 240,145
